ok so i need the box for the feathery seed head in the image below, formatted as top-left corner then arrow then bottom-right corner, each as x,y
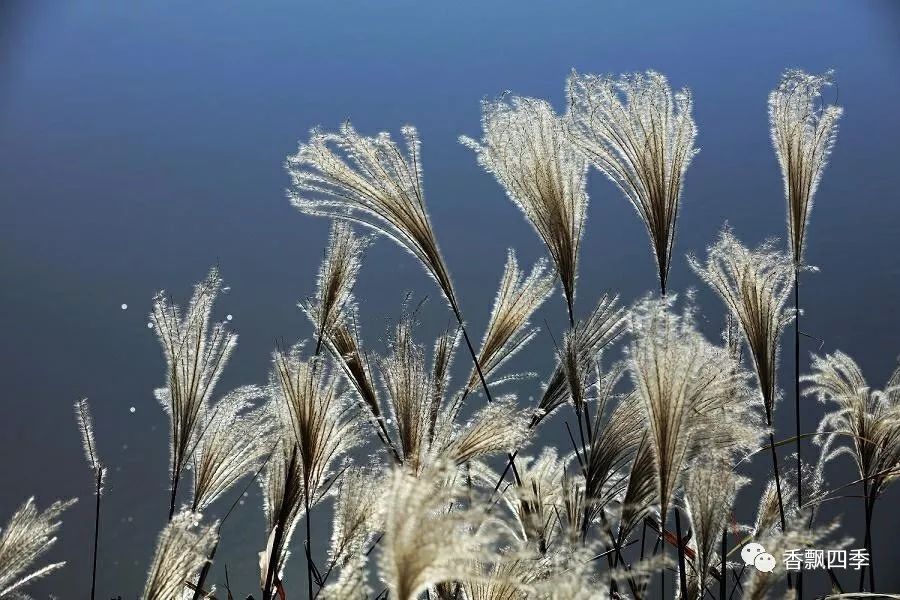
142,511 -> 218,600
568,70 -> 698,295
288,123 -> 460,313
462,96 -> 588,322
769,69 -> 842,265
0,497 -> 76,598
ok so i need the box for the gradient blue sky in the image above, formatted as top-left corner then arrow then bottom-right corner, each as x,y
1,1 -> 899,596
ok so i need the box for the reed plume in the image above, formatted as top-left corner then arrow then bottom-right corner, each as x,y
682,457 -> 747,600
380,464 -> 495,600
327,465 -> 383,570
151,268 -> 237,519
287,124 -> 459,314
535,295 -> 627,426
74,399 -> 105,600
269,345 -> 360,599
142,511 -> 218,600
627,299 -> 749,598
803,351 -> 900,592
461,96 -> 588,325
466,250 -> 554,393
769,69 -> 842,267
568,70 -> 698,296
301,221 -> 370,353
190,385 -> 271,512
0,497 -> 76,599
259,424 -> 305,600
318,554 -> 372,600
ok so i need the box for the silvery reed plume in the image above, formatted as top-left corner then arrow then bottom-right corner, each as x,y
264,346 -> 361,600
0,498 -> 75,599
461,96 -> 588,326
567,70 -> 698,296
689,228 -> 794,535
74,399 -> 105,600
142,511 -> 218,600
301,221 -> 370,355
627,298 -> 759,599
803,352 -> 900,593
151,267 -> 237,520
769,69 -> 842,556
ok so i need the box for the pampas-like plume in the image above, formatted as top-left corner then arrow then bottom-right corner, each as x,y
318,554 -> 372,600
302,222 -> 370,352
440,396 -> 529,466
74,399 -> 102,474
323,305 -> 400,462
151,268 -> 237,519
327,465 -> 383,570
501,449 -> 565,553
682,457 -> 748,600
0,498 -> 76,598
461,96 -> 588,324
689,229 -> 794,422
190,385 -> 272,512
142,511 -> 218,600
535,295 -> 628,426
804,351 -> 900,591
259,424 -> 305,599
627,299 -> 747,527
769,69 -> 842,266
568,70 -> 698,295
379,464 -> 496,600
467,251 -> 555,393
73,399 -> 105,600
584,365 -> 644,520
272,347 -> 360,503
287,123 -> 460,314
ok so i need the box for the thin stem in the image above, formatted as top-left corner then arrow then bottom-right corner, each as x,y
720,528 -> 727,600
767,430 -> 794,590
794,268 -> 803,600
674,510 -> 688,600
90,467 -> 102,600
191,542 -> 217,600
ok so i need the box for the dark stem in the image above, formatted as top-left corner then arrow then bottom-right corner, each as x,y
767,430 -> 794,590
794,268 -> 803,600
867,497 -> 875,592
90,467 -> 102,600
191,542 -> 218,600
674,510 -> 688,600
720,527 -> 727,600
305,487 -> 314,600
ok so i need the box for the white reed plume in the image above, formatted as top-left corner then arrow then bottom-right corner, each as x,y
191,385 -> 272,512
568,70 -> 698,295
287,124 -> 460,314
467,250 -> 554,393
151,267 -> 237,519
0,498 -> 76,598
461,96 -> 588,324
327,465 -> 384,570
769,69 -> 842,266
379,463 -> 495,600
689,229 -> 794,422
73,398 -> 105,600
142,511 -> 218,600
301,222 -> 369,351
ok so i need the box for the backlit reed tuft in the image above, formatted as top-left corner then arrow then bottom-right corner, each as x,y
142,511 -> 218,600
467,250 -> 555,393
74,398 -> 105,600
301,221 -> 369,351
287,123 -> 460,314
568,70 -> 697,295
769,69 -> 842,266
151,267 -> 237,519
380,463 -> 495,600
462,96 -> 588,324
190,385 -> 272,512
0,497 -> 76,598
689,229 -> 794,422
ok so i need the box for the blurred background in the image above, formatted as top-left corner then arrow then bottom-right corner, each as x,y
1,0 -> 899,596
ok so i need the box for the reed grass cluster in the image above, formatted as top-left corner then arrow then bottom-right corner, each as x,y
11,66 -> 900,600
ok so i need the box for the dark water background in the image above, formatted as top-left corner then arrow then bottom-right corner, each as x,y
1,1 -> 899,596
